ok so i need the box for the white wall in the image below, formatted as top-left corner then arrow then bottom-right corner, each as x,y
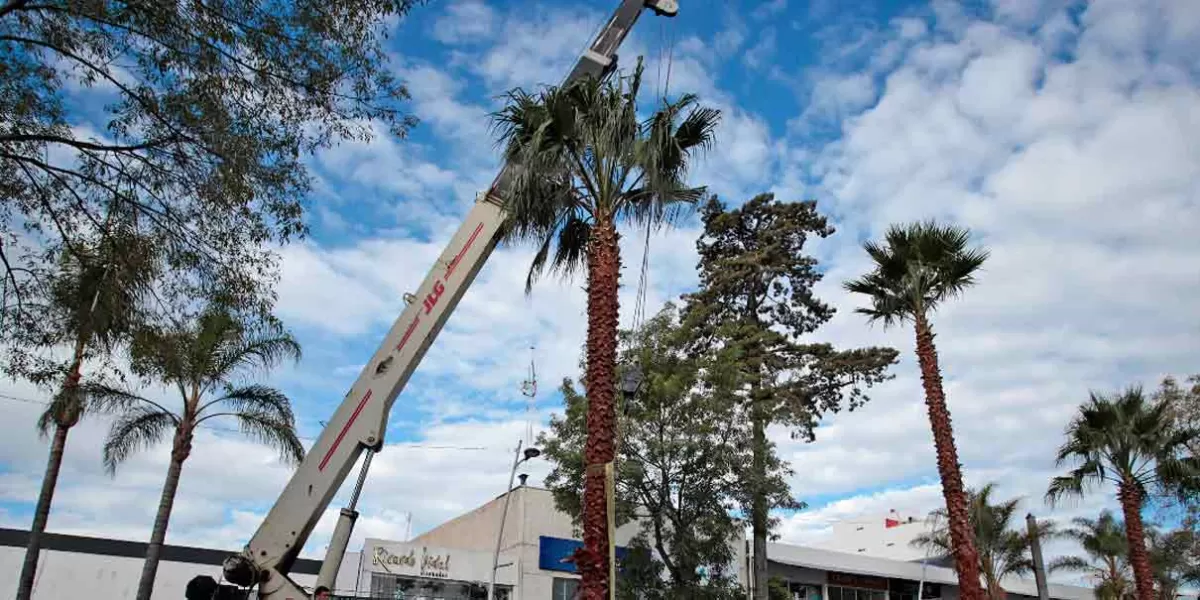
811,513 -> 930,562
0,545 -> 319,600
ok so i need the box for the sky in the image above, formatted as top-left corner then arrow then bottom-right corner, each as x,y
2,0 -> 1200,590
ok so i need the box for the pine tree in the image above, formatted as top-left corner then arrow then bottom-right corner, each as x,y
683,193 -> 899,600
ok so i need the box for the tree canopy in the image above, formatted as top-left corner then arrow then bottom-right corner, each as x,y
0,0 -> 424,324
539,303 -> 759,599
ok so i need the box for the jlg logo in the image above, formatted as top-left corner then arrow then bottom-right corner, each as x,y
422,280 -> 446,314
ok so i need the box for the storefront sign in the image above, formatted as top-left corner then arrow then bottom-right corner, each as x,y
828,571 -> 889,591
538,536 -> 630,574
371,545 -> 453,579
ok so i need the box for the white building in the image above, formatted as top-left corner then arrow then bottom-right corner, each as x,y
2,485 -> 1103,600
807,510 -> 932,562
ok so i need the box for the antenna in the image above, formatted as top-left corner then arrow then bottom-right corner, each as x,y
520,345 -> 537,446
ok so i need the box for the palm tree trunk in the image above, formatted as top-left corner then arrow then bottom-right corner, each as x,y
913,313 -> 985,600
16,339 -> 88,600
579,219 -> 621,600
15,423 -> 69,600
135,437 -> 189,600
751,408 -> 769,600
1117,481 -> 1153,600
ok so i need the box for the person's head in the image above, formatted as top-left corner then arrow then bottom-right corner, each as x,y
313,585 -> 331,599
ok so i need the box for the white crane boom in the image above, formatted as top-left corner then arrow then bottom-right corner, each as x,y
220,1 -> 679,598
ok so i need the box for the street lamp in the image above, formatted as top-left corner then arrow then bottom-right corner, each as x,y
489,440 -> 540,600
620,365 -> 644,402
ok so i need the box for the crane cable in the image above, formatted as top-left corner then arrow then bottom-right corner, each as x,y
631,17 -> 677,335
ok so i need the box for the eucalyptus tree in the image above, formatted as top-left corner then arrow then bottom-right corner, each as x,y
85,308 -> 304,600
844,220 -> 990,600
1,0 -> 426,313
1046,387 -> 1200,600
492,58 -> 719,599
540,303 -> 765,600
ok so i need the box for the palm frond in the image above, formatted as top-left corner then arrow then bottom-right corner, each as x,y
844,220 -> 988,326
230,410 -> 305,467
82,381 -> 166,415
102,406 -> 177,474
1048,556 -> 1094,573
491,58 -> 718,293
36,381 -> 86,437
199,384 -> 296,425
207,317 -> 302,385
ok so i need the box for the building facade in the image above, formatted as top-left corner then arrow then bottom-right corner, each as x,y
2,486 -> 1114,600
761,542 -> 1094,600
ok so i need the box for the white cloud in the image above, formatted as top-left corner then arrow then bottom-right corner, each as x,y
767,0 -> 1200,577
431,0 -> 497,45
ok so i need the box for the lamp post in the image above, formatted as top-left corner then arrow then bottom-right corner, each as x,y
620,366 -> 644,403
611,365 -> 643,600
488,440 -> 541,600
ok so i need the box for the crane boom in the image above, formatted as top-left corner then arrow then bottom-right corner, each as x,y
221,1 -> 679,597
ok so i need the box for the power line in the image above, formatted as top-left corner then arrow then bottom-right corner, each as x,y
0,393 -> 496,451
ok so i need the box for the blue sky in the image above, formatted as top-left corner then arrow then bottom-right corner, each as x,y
2,0 -> 1200,589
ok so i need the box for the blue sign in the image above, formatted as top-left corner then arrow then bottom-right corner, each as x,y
538,536 -> 631,574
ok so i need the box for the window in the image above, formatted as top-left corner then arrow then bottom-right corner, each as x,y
785,582 -> 822,600
829,585 -> 886,600
368,573 -> 501,599
552,577 -> 579,600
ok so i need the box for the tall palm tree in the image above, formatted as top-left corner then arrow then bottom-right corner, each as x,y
491,57 -> 719,599
1050,510 -> 1132,600
86,308 -> 305,600
913,482 -> 1059,600
15,205 -> 159,600
1045,387 -> 1200,600
843,220 -> 990,600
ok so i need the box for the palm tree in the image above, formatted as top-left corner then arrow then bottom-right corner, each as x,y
490,57 -> 719,599
912,482 -> 1058,599
86,308 -> 305,600
1045,387 -> 1200,600
15,206 -> 159,600
843,221 -> 990,600
1050,510 -> 1132,600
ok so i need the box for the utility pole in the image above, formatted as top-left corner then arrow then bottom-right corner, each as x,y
1027,513 -> 1050,600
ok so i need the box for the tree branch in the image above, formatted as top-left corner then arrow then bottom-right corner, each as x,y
0,0 -> 31,19
0,133 -> 177,153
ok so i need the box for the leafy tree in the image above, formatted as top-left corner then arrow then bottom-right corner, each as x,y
1151,375 -> 1200,517
493,58 -> 719,599
1050,510 -> 1133,600
1046,387 -> 1200,600
0,0 -> 425,323
1145,524 -> 1200,600
843,220 -> 990,600
85,308 -> 304,600
912,482 -> 1059,600
684,193 -> 899,600
540,303 -> 754,600
11,203 -> 159,600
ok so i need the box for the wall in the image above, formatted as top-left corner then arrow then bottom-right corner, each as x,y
811,513 -> 930,562
0,545 -> 319,600
411,486 -> 748,600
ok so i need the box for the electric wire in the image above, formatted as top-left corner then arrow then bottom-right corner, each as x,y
0,393 -> 494,450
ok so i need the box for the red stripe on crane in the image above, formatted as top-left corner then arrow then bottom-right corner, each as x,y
445,223 -> 485,278
319,389 -> 373,471
396,317 -> 421,353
